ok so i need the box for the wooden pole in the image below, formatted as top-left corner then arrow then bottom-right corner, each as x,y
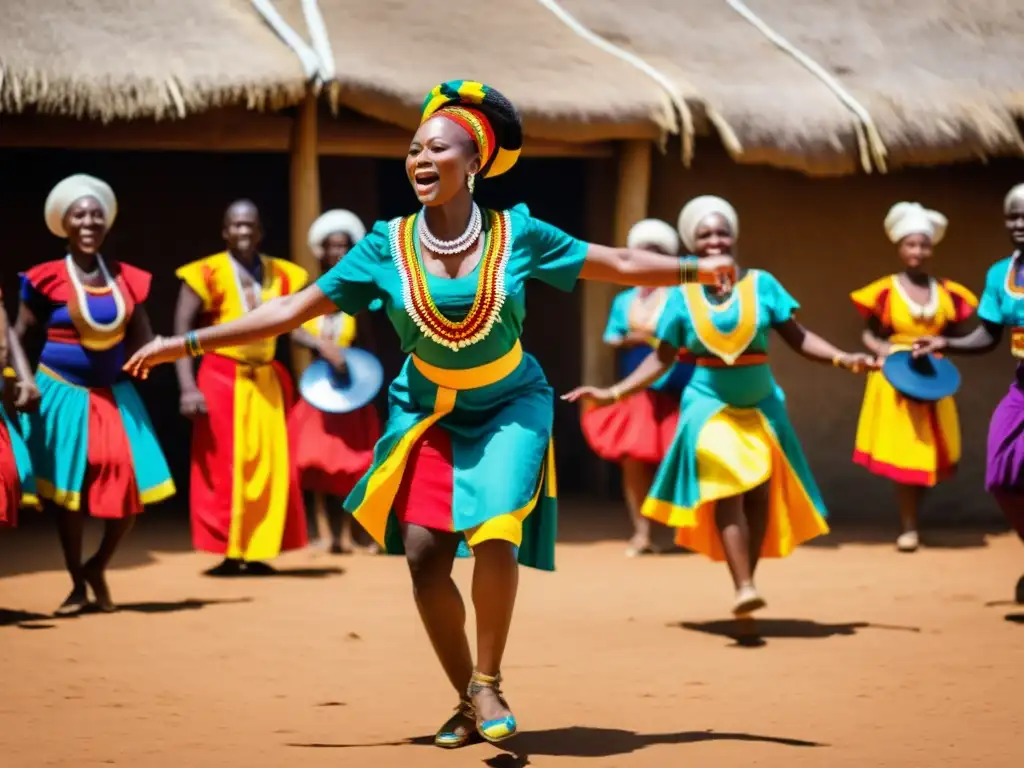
288,89 -> 321,374
580,140 -> 652,492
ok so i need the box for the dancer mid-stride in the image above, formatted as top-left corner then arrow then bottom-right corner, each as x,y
17,174 -> 175,614
579,218 -> 693,556
566,196 -> 876,616
915,183 -> 1024,604
0,286 -> 39,527
850,202 -> 977,552
122,81 -> 735,748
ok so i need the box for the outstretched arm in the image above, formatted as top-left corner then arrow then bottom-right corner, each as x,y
563,342 -> 677,406
579,244 -> 734,288
773,318 -> 877,371
126,285 -> 337,378
914,320 -> 1003,357
2,308 -> 39,409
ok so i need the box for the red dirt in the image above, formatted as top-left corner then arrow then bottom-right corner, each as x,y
1,505 -> 1021,767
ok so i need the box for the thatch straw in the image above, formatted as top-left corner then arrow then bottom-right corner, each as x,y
270,0 -> 677,143
0,0 -> 309,121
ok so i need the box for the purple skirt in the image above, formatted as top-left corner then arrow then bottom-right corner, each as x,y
987,367 -> 1024,494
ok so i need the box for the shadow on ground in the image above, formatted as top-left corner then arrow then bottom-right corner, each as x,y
287,725 -> 826,759
676,618 -> 921,647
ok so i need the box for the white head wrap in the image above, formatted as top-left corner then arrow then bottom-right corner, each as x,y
307,209 -> 366,259
1004,184 -> 1024,214
44,174 -> 117,238
626,218 -> 679,255
677,195 -> 738,252
884,202 -> 947,245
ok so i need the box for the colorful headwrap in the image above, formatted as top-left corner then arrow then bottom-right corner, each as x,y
420,80 -> 523,179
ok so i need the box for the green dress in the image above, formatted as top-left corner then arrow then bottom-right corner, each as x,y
316,204 -> 588,570
642,270 -> 830,561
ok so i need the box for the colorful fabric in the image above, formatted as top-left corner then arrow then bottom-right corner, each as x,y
978,254 -> 1024,336
301,313 -> 358,348
20,367 -> 174,515
1,407 -> 38,525
641,270 -> 829,561
190,353 -> 306,560
850,274 -> 978,486
288,398 -> 380,497
315,204 -> 587,570
603,287 -> 693,391
420,80 -> 522,178
987,372 -> 1024,495
20,259 -> 152,388
175,253 -> 309,366
580,389 -> 679,464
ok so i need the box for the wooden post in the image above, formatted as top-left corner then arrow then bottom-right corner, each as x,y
581,140 -> 652,491
288,89 -> 321,374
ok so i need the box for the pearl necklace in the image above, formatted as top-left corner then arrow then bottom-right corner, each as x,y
418,204 -> 482,255
64,253 -> 127,333
893,274 -> 938,321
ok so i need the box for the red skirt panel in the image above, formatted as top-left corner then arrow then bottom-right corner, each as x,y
580,389 -> 680,464
392,424 -> 455,531
0,420 -> 20,526
287,398 -> 381,497
85,388 -> 143,518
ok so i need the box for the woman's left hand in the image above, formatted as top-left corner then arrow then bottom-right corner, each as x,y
123,335 -> 188,379
698,255 -> 738,292
835,352 -> 880,373
561,385 -> 617,407
13,381 -> 40,412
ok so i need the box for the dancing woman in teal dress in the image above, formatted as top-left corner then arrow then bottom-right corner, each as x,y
567,196 -> 876,616
123,81 -> 735,748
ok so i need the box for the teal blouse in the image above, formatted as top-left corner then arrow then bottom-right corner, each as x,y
978,255 -> 1024,327
317,204 -> 587,369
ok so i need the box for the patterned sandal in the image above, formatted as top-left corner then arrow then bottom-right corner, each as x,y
434,698 -> 479,749
468,671 -> 518,743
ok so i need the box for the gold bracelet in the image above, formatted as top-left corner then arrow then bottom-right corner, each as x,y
832,354 -> 844,368
678,257 -> 698,284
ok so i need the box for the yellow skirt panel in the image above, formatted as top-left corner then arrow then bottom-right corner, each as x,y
853,370 -> 959,486
646,407 -> 829,562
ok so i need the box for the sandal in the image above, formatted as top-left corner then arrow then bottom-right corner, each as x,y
468,671 -> 517,743
434,698 -> 480,749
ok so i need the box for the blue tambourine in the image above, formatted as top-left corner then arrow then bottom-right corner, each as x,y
882,350 -> 961,402
299,349 -> 384,414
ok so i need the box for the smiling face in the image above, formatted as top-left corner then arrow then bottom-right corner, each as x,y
692,213 -> 734,258
897,232 -> 933,271
222,201 -> 262,259
1006,197 -> 1024,249
63,196 -> 108,255
405,117 -> 481,206
321,232 -> 354,271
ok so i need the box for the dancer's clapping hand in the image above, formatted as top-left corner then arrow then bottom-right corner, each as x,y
123,336 -> 188,380
561,385 -> 618,407
911,336 -> 947,358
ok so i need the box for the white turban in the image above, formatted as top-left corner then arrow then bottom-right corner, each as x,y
884,202 -> 947,245
1004,184 -> 1024,213
677,195 -> 738,252
307,209 -> 366,258
626,218 -> 679,255
44,174 -> 117,238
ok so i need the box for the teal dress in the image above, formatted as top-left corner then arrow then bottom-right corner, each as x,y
641,269 -> 830,561
316,204 -> 588,570
605,288 -> 692,392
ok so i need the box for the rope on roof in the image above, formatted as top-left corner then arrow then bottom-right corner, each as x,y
725,0 -> 888,173
251,0 -> 322,83
532,0 -> 694,163
301,0 -> 336,82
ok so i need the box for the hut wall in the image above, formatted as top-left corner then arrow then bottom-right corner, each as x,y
649,142 -> 1024,525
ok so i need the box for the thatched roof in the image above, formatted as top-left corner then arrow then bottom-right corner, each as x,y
0,0 -> 308,121
270,0 -> 676,143
560,0 -> 1024,175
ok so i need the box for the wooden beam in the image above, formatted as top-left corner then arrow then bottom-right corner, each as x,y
0,110 -> 614,158
288,90 -> 321,374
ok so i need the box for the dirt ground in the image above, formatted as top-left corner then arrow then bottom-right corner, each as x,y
1,503 -> 1022,768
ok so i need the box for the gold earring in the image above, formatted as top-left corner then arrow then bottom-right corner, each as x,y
467,173 -> 476,194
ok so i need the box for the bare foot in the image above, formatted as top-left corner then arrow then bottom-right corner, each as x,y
625,535 -> 657,557
54,582 -> 89,617
329,541 -> 352,555
83,560 -> 116,612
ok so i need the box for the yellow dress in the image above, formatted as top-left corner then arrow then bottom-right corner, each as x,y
850,275 -> 977,486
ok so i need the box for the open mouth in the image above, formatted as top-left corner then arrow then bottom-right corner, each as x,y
414,171 -> 440,186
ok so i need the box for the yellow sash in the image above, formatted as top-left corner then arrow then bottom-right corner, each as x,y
683,272 -> 759,365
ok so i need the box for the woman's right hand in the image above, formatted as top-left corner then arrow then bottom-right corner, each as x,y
320,343 -> 348,373
561,385 -> 617,407
697,255 -> 738,291
179,389 -> 208,419
912,336 -> 947,358
123,335 -> 188,379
